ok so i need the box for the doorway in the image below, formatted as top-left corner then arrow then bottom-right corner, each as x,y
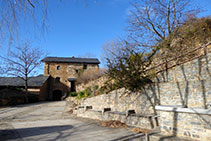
52,90 -> 62,101
70,81 -> 75,92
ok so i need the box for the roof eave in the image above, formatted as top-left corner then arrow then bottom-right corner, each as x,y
42,61 -> 100,64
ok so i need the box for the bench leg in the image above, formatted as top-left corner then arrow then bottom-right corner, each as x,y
145,133 -> 149,141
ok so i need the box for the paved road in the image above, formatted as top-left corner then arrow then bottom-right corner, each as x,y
0,101 -> 142,141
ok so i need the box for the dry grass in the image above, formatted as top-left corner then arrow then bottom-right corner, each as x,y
76,68 -> 106,84
131,128 -> 151,133
99,120 -> 128,128
68,109 -> 74,114
151,17 -> 211,72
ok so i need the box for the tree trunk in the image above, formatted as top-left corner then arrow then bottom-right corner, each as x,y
24,77 -> 29,103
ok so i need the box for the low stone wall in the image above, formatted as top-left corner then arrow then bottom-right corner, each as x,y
75,108 -> 158,130
80,88 -> 155,115
156,106 -> 211,141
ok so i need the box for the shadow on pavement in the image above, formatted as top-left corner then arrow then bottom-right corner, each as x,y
109,133 -> 145,141
0,125 -> 73,140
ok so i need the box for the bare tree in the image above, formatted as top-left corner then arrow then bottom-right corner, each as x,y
103,0 -> 200,66
0,0 -> 98,45
101,39 -> 131,66
128,0 -> 199,49
2,42 -> 45,101
0,0 -> 48,45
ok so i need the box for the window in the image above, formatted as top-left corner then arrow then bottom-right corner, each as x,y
83,64 -> 87,69
55,77 -> 60,83
57,66 -> 60,70
75,69 -> 79,73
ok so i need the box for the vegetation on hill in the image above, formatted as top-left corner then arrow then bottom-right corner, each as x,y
104,17 -> 211,93
154,17 -> 211,67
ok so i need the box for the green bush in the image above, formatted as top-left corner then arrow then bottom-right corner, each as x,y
84,89 -> 91,97
69,88 -> 94,99
75,89 -> 91,99
77,91 -> 84,99
69,92 -> 78,97
93,85 -> 99,91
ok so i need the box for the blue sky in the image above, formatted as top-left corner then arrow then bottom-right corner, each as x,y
34,0 -> 131,66
4,0 -> 211,70
38,0 -> 211,63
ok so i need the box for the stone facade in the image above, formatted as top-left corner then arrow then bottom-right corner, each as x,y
69,52 -> 211,140
42,57 -> 100,100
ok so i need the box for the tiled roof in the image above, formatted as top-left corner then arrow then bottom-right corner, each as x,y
41,57 -> 100,64
0,75 -> 49,87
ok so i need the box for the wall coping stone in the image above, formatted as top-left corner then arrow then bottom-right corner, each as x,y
155,105 -> 211,115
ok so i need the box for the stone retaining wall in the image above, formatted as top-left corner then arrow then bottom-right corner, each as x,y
68,53 -> 211,140
153,51 -> 211,83
156,106 -> 211,141
79,78 -> 211,113
80,88 -> 155,115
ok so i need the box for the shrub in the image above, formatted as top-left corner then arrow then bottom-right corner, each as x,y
74,88 -> 91,99
77,91 -> 84,99
93,85 -> 99,91
69,92 -> 78,97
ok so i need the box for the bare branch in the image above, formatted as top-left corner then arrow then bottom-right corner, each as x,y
0,0 -> 48,45
27,0 -> 35,8
127,0 -> 199,48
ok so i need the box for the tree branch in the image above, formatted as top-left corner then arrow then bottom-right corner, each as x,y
27,0 -> 35,8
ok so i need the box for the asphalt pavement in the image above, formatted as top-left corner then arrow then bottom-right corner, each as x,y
0,101 -> 142,141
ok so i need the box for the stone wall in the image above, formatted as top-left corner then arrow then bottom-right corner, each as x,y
39,77 -> 50,101
153,50 -> 211,83
78,77 -> 211,113
69,52 -> 211,140
75,108 -> 158,130
79,88 -> 157,114
156,106 -> 211,141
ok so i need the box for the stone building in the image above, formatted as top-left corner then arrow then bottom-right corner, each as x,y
41,56 -> 100,100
